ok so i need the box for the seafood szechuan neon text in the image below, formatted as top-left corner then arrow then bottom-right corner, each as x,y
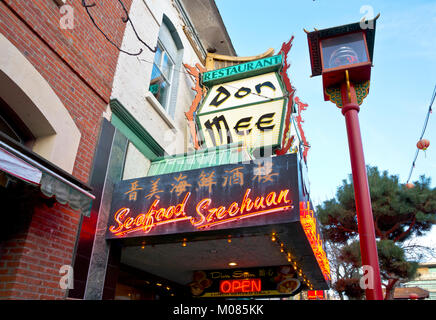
109,188 -> 293,237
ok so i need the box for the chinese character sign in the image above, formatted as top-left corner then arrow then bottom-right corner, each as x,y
106,153 -> 301,239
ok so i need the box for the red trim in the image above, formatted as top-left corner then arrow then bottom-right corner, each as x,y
184,63 -> 206,150
294,97 -> 310,163
341,92 -> 384,299
275,36 -> 296,156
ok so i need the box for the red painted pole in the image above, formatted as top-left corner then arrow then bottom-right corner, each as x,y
341,101 -> 384,300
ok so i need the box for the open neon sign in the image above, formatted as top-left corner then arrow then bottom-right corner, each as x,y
308,290 -> 325,300
219,279 -> 262,294
109,188 -> 293,237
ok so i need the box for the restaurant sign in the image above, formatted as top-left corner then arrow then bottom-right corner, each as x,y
196,55 -> 288,151
106,153 -> 300,239
189,265 -> 301,298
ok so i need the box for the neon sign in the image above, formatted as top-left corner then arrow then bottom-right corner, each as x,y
106,153 -> 300,240
190,266 -> 300,297
109,188 -> 293,237
300,201 -> 331,281
308,290 -> 325,300
219,279 -> 262,294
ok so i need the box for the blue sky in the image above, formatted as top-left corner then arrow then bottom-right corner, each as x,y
215,0 -> 436,251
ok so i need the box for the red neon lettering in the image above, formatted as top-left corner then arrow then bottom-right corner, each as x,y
219,279 -> 262,294
165,206 -> 175,219
143,199 -> 159,232
240,189 -> 254,213
134,214 -> 146,227
254,196 -> 266,210
155,208 -> 166,221
241,279 -> 250,292
228,202 -> 239,216
110,193 -> 191,236
252,278 -> 261,292
215,206 -> 227,219
308,290 -> 324,300
220,280 -> 232,293
191,198 -> 210,226
278,189 -> 291,203
300,201 -> 331,281
232,280 -> 241,292
195,188 -> 292,229
110,189 -> 293,236
175,193 -> 190,217
109,208 -> 130,233
124,217 -> 134,229
265,192 -> 277,206
206,207 -> 218,222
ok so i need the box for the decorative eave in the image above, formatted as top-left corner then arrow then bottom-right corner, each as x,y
179,0 -> 236,56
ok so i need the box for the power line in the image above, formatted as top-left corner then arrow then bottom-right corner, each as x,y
81,0 -> 156,56
406,84 -> 435,184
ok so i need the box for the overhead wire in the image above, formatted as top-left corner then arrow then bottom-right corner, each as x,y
406,84 -> 435,184
82,0 -> 286,101
81,0 -> 156,56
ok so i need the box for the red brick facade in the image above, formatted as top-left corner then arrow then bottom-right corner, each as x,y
0,203 -> 81,299
0,0 -> 132,299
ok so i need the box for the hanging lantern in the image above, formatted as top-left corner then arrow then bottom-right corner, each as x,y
409,293 -> 419,300
406,182 -> 415,189
417,139 -> 430,151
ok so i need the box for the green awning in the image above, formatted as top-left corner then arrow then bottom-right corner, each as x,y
147,143 -> 253,176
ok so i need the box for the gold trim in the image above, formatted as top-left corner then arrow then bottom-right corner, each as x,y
205,48 -> 275,71
345,70 -> 351,102
182,26 -> 206,66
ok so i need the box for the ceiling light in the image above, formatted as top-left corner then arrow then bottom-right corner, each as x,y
228,262 -> 237,267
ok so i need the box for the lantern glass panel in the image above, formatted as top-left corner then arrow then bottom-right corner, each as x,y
321,32 -> 368,70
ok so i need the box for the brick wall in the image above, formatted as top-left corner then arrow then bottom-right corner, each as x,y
0,0 -> 133,299
0,202 -> 81,299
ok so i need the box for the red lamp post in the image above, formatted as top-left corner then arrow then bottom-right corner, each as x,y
306,17 -> 384,300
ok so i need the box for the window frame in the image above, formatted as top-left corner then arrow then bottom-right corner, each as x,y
149,40 -> 176,112
0,97 -> 35,148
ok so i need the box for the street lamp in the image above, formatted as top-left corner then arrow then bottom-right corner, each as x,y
306,16 -> 384,300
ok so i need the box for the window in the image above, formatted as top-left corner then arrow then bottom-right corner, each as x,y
0,97 -> 34,148
149,42 -> 174,110
321,32 -> 368,70
148,15 -> 183,117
